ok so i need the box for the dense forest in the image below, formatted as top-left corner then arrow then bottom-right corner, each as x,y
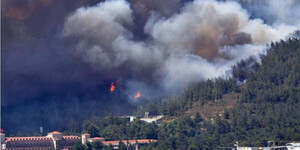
6,38 -> 300,150
153,38 -> 300,149
67,38 -> 300,149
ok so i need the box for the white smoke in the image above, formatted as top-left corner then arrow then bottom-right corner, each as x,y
63,0 -> 133,69
63,0 -> 300,99
263,0 -> 300,26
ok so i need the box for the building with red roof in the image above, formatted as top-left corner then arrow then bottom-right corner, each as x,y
102,139 -> 157,150
1,131 -> 80,150
1,132 -> 157,150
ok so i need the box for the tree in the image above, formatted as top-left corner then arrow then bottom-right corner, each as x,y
195,112 -> 203,124
87,124 -> 100,137
118,140 -> 127,150
86,142 -> 92,150
91,141 -> 103,150
71,140 -> 86,150
103,144 -> 114,150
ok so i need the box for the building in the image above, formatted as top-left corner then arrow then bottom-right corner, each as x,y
139,112 -> 164,124
140,115 -> 164,124
102,139 -> 157,150
1,131 -> 80,150
122,112 -> 164,124
229,141 -> 300,150
1,132 -> 157,150
81,133 -> 157,150
121,116 -> 137,122
81,133 -> 105,145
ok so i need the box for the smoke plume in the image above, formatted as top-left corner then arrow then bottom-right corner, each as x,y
62,0 -> 297,95
2,0 -> 300,133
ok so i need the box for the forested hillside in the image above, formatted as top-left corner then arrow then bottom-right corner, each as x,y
66,38 -> 300,149
152,38 -> 300,149
67,38 -> 300,149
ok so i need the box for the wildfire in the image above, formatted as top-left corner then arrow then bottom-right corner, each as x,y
135,91 -> 141,99
110,82 -> 115,92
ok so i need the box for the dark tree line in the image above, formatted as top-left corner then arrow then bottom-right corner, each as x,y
71,38 -> 300,149
139,38 -> 300,149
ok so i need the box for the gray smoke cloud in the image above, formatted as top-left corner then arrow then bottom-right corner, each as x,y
232,0 -> 300,26
62,0 -> 298,98
2,0 -> 300,134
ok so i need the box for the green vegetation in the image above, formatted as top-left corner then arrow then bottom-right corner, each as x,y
69,38 -> 300,149
81,116 -> 158,141
71,140 -> 117,150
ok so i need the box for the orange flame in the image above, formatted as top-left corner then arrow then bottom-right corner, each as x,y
110,82 -> 115,92
135,91 -> 141,99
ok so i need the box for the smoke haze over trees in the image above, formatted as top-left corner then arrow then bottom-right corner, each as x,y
70,38 -> 300,149
2,0 -> 300,134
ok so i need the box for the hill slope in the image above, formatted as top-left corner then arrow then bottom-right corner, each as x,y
139,38 -> 300,149
46,38 -> 300,150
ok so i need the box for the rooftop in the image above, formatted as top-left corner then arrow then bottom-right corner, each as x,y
5,136 -> 52,142
90,137 -> 105,140
63,135 -> 80,139
48,131 -> 62,134
102,139 -> 157,145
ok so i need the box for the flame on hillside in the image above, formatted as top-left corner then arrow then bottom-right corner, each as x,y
110,82 -> 115,92
135,91 -> 141,99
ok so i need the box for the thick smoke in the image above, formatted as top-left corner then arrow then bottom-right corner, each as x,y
232,0 -> 300,26
62,0 -> 297,96
2,0 -> 300,133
